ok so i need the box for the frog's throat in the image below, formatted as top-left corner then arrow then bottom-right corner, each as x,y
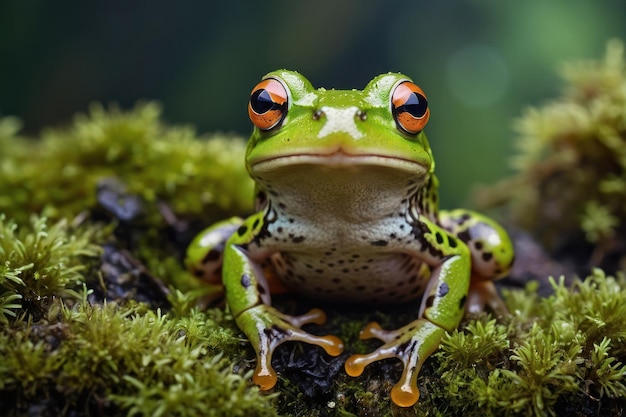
250,151 -> 428,177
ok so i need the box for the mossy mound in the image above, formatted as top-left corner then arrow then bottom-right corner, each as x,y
0,101 -> 253,226
477,39 -> 626,271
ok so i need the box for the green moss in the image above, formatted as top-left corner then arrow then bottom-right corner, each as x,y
429,269 -> 626,417
476,39 -> 626,262
0,102 -> 253,226
0,214 -> 102,322
0,292 -> 277,416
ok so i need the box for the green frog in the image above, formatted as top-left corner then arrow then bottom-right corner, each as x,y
185,70 -> 514,407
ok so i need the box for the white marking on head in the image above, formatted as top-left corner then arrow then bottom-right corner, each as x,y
317,106 -> 363,139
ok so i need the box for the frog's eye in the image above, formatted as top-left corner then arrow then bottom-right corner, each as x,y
391,81 -> 430,134
248,78 -> 288,130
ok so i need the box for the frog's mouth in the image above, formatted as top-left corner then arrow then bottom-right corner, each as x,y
251,149 -> 428,176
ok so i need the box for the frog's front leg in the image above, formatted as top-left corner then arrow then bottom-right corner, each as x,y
439,209 -> 514,315
345,217 -> 471,407
223,212 -> 344,390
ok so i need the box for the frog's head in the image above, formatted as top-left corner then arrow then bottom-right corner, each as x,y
245,69 -> 434,183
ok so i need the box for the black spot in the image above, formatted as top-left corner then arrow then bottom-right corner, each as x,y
474,241 -> 483,250
389,233 -> 397,239
252,218 -> 260,229
371,240 -> 388,246
202,249 -> 221,264
292,235 -> 305,243
288,218 -> 294,223
457,230 -> 471,243
237,225 -> 248,236
482,252 -> 493,262
356,285 -> 366,291
438,282 -> 449,297
342,268 -> 350,274
352,254 -> 360,259
315,269 -> 324,274
240,273 -> 251,288
257,283 -> 266,295
192,268 -> 205,278
278,202 -> 286,209
435,232 -> 443,244
425,295 -> 435,309
448,236 -> 458,248
332,278 -> 341,284
459,295 -> 467,309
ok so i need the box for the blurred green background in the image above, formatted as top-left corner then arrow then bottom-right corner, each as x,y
1,0 -> 625,208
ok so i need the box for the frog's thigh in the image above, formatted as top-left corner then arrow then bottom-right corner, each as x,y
439,208 -> 514,314
184,216 -> 244,285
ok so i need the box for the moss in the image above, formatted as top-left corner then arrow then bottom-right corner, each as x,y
0,295 -> 277,416
0,101 -> 253,226
0,214 -> 102,322
475,39 -> 626,268
428,269 -> 626,417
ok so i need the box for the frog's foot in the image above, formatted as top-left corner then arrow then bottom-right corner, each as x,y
467,279 -> 507,316
236,305 -> 344,390
345,319 -> 445,407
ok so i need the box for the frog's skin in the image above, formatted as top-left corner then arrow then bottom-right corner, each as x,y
186,70 -> 514,407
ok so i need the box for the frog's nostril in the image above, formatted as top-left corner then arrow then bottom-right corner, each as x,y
313,109 -> 325,120
356,110 -> 367,121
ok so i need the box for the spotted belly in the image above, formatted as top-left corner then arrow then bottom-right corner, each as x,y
269,250 -> 427,303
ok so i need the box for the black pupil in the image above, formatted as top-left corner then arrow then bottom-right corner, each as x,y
251,89 -> 282,114
399,92 -> 428,118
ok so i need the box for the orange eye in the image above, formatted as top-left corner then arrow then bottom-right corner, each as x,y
391,81 -> 429,134
248,78 -> 288,130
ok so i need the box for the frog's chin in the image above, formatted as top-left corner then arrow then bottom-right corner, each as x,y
250,150 -> 429,177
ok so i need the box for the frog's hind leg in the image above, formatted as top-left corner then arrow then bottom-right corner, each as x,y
438,208 -> 514,315
185,217 -> 244,286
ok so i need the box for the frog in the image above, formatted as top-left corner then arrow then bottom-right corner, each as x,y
185,69 -> 514,407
